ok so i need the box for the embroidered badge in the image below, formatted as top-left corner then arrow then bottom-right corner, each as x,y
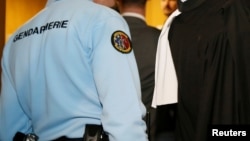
111,30 -> 132,53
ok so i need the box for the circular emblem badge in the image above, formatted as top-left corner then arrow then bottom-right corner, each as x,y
111,30 -> 132,54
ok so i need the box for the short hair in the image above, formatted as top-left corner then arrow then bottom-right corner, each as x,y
121,0 -> 147,7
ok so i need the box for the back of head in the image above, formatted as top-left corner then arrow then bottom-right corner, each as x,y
120,0 -> 147,7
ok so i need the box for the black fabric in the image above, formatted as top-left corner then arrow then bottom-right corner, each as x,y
123,16 -> 160,141
168,0 -> 250,141
13,132 -> 39,141
155,104 -> 177,132
177,0 -> 206,12
52,136 -> 83,141
123,16 -> 160,111
13,132 -> 26,141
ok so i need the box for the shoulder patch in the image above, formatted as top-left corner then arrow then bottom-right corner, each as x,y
111,30 -> 132,54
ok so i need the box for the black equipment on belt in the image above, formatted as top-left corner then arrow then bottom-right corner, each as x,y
83,124 -> 109,141
13,124 -> 109,141
13,132 -> 39,141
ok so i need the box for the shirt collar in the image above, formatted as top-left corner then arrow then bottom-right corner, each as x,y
46,0 -> 92,7
122,12 -> 145,21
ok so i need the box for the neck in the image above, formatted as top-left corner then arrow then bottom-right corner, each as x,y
120,5 -> 145,17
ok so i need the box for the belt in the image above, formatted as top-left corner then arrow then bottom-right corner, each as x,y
13,124 -> 108,141
13,132 -> 82,141
52,136 -> 83,141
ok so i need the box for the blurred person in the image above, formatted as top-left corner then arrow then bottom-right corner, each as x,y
116,0 -> 161,140
157,0 -> 177,29
161,0 -> 177,17
0,0 -> 149,140
94,0 -> 120,12
153,0 -> 250,141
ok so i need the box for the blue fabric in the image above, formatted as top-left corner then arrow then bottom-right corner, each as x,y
0,0 -> 147,140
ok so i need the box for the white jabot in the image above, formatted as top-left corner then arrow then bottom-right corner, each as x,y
152,10 -> 181,108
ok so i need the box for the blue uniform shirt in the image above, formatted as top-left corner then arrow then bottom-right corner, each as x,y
0,0 -> 148,140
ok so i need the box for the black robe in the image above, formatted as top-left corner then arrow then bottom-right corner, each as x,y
168,0 -> 250,140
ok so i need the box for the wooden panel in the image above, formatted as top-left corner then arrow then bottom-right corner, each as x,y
6,0 -> 47,41
146,0 -> 166,28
